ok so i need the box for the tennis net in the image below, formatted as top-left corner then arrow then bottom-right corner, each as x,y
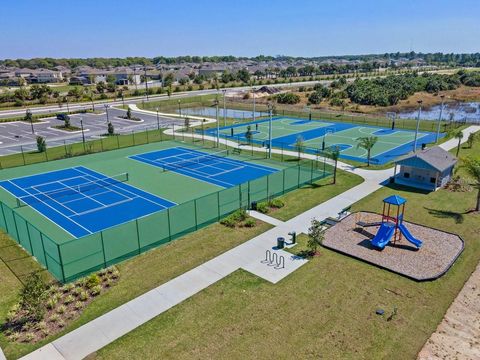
16,172 -> 129,207
161,150 -> 229,172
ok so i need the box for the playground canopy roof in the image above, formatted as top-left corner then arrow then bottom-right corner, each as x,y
383,195 -> 407,206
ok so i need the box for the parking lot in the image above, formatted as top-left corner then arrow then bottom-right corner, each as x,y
0,107 -> 183,156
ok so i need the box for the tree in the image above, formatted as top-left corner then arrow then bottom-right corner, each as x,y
356,136 -> 378,166
276,92 -> 301,104
467,132 -> 478,148
245,125 -> 253,143
19,273 -> 47,321
236,68 -> 250,83
107,121 -> 114,135
184,117 -> 190,131
307,218 -> 324,256
459,157 -> 480,211
36,136 -> 46,152
24,110 -> 33,123
64,115 -> 71,129
294,135 -> 305,159
454,130 -> 464,157
326,146 -> 340,184
126,107 -> 132,119
308,91 -> 322,104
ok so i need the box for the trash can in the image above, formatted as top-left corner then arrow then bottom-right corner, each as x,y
277,237 -> 285,249
251,201 -> 257,210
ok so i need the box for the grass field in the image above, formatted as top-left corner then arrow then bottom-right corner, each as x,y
0,167 -> 361,359
85,141 -> 480,360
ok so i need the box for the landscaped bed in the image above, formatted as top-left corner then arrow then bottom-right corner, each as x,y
323,211 -> 464,281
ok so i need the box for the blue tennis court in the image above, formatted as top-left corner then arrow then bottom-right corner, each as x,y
129,147 -> 278,188
0,166 -> 176,238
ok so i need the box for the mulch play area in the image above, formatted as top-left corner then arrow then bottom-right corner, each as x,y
323,211 -> 464,281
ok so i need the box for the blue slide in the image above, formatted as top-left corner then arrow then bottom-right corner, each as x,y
371,223 -> 396,250
398,223 -> 423,248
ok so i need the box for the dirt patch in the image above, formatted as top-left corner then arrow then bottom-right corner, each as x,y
417,262 -> 480,359
322,212 -> 464,281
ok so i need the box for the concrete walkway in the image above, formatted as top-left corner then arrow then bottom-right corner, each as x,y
247,210 -> 285,226
0,346 -> 6,360
20,124 -> 480,360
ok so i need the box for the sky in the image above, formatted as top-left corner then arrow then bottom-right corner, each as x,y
0,0 -> 479,59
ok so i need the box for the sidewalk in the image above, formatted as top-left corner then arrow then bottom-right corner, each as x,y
20,125 -> 480,359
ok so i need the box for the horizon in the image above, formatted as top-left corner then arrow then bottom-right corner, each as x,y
1,0 -> 479,59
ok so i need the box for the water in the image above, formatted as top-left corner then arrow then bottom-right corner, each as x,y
177,107 -> 264,120
397,101 -> 480,123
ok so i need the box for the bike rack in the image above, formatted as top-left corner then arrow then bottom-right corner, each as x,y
261,250 -> 285,269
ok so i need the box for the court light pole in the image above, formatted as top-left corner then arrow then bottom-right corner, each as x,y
214,99 -> 220,147
267,102 -> 273,158
104,104 -> 110,123
80,118 -> 85,144
156,107 -> 160,130
435,95 -> 445,143
252,87 -> 257,123
144,67 -> 149,101
222,89 -> 227,126
413,100 -> 423,152
178,100 -> 181,117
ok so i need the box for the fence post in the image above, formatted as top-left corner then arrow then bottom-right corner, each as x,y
167,208 -> 172,241
297,162 -> 301,188
39,233 -> 49,271
173,123 -> 176,140
57,243 -> 66,283
217,191 -> 221,220
310,159 -> 314,184
100,137 -> 104,152
0,203 -> 8,233
132,130 -> 136,146
20,145 -> 26,165
25,221 -> 33,254
135,219 -> 141,254
266,174 -> 270,199
11,211 -> 20,241
146,128 -> 150,143
194,199 -> 198,230
116,135 -> 120,149
100,232 -> 107,268
282,169 -> 286,194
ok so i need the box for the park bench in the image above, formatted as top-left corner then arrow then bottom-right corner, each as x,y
337,206 -> 351,220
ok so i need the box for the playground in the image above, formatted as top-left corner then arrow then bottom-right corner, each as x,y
205,116 -> 442,164
322,195 -> 464,280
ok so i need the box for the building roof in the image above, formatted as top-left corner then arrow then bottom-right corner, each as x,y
396,146 -> 457,172
383,195 -> 406,206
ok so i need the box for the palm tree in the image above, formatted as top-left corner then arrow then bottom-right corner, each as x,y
356,136 -> 378,166
454,130 -> 464,157
459,157 -> 480,211
326,146 -> 340,184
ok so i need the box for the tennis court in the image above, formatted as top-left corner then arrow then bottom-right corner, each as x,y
129,147 -> 278,188
205,117 -> 442,164
0,166 -> 176,238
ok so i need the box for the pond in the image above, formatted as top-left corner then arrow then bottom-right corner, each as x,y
177,107 -> 265,120
397,101 -> 480,123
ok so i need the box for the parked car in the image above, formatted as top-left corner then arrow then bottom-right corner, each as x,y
56,113 -> 70,121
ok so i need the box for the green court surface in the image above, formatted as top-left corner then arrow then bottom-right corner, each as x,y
0,140 -> 330,281
208,117 -> 440,164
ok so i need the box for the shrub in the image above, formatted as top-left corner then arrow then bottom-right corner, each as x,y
36,321 -> 47,331
23,333 -> 35,343
9,332 -> 20,342
57,319 -> 65,328
79,291 -> 89,301
256,202 -> 270,214
64,295 -> 75,305
56,305 -> 66,314
36,136 -> 47,152
108,267 -> 120,279
90,285 -> 102,296
220,217 -> 236,228
85,274 -> 100,289
276,92 -> 301,104
19,273 -> 47,321
74,301 -> 83,311
49,314 -> 60,323
72,286 -> 83,296
269,198 -> 285,208
230,209 -> 247,222
244,218 -> 256,227
105,278 -> 114,288
46,298 -> 57,310
63,283 -> 75,293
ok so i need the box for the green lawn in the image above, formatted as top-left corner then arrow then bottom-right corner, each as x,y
270,170 -> 363,221
88,141 -> 480,359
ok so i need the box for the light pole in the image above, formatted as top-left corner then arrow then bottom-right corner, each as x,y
26,109 -> 34,134
144,67 -> 149,101
66,96 -> 70,113
80,118 -> 85,144
435,95 -> 445,143
267,102 -> 273,158
413,100 -> 422,152
252,87 -> 256,123
222,89 -> 227,126
178,100 -> 181,117
104,104 -> 110,123
214,99 -> 220,147
156,107 -> 160,130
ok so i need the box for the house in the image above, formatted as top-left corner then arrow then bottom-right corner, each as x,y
111,68 -> 141,85
30,69 -> 64,83
393,146 -> 457,191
